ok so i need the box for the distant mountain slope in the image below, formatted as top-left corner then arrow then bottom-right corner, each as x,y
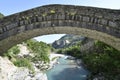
52,34 -> 85,49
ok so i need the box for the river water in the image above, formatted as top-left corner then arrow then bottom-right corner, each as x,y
46,57 -> 89,80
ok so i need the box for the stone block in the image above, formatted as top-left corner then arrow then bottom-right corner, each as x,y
46,15 -> 52,21
77,15 -> 82,21
58,14 -> 65,20
38,17 -> 43,22
0,28 -> 3,34
83,16 -> 89,22
53,14 -> 58,20
109,21 -> 117,27
6,23 -> 18,30
94,18 -> 98,23
101,19 -> 108,25
19,21 -> 24,26
17,26 -> 25,33
95,13 -> 103,18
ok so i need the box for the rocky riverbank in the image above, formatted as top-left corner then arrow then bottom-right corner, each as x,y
48,53 -> 65,69
0,43 -> 80,80
0,56 -> 48,80
0,44 -> 52,80
0,51 -> 65,80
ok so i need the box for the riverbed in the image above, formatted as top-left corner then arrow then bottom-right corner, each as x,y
46,56 -> 89,80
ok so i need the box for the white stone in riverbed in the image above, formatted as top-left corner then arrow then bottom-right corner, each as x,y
25,76 -> 31,80
10,68 -> 48,80
0,56 -> 17,80
34,72 -> 47,80
10,67 -> 29,80
0,56 -> 34,80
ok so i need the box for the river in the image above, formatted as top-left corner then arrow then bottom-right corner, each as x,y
46,56 -> 89,80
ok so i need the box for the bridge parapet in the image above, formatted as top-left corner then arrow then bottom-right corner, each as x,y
0,5 -> 120,40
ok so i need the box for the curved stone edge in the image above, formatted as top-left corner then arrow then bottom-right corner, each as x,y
0,26 -> 119,54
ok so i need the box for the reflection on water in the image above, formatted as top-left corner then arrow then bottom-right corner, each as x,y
46,57 -> 89,80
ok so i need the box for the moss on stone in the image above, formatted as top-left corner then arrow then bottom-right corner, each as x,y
50,10 -> 55,14
42,13 -> 47,17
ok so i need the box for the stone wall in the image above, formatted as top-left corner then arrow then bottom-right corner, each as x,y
0,4 -> 120,54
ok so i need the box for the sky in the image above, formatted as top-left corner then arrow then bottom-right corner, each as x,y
0,0 -> 120,43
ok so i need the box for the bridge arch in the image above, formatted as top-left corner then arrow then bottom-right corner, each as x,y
0,4 -> 120,54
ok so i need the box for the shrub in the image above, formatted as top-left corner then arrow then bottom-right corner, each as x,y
13,58 -> 34,72
4,45 -> 20,59
82,41 -> 120,79
25,39 -> 50,63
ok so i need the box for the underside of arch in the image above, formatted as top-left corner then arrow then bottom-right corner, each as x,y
0,26 -> 120,54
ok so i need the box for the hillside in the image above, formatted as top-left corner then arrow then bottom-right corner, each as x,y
52,34 -> 85,49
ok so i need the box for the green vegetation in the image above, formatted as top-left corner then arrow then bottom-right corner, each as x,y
57,40 -> 120,79
25,39 -> 50,63
4,45 -> 20,60
42,13 -> 47,17
70,12 -> 76,15
13,58 -> 34,72
3,34 -> 120,79
3,45 -> 34,71
83,41 -> 120,79
57,42 -> 81,58
0,13 -> 4,18
50,10 -> 56,14
3,39 -> 52,72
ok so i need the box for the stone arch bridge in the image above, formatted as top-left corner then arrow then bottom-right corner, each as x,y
0,4 -> 120,54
